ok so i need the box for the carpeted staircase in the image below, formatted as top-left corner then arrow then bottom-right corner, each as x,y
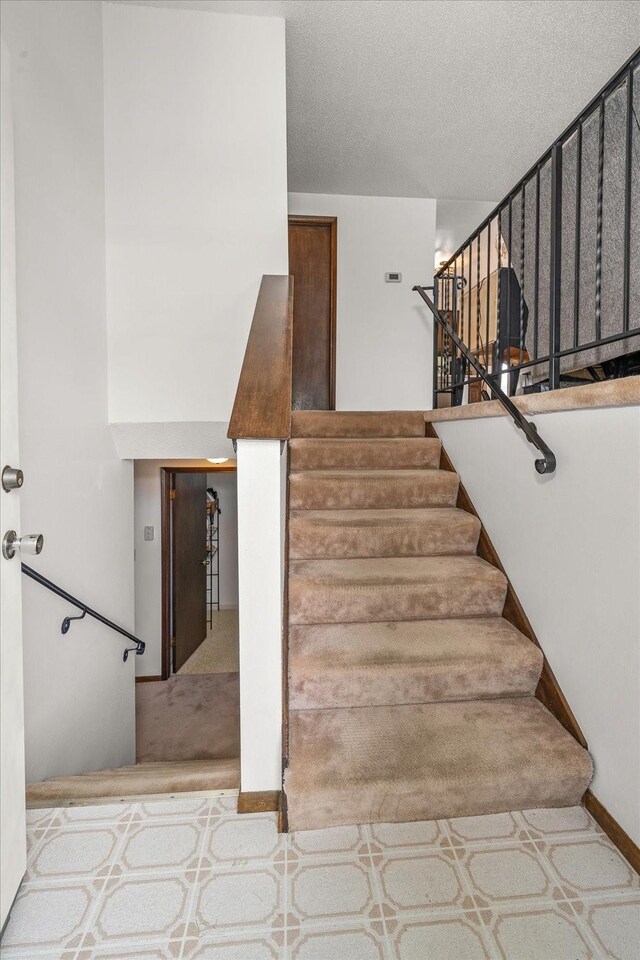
284,411 -> 593,831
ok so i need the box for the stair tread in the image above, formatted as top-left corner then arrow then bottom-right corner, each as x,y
290,438 -> 441,470
289,508 -> 481,559
291,411 -> 426,438
289,556 -> 507,624
26,758 -> 240,805
289,469 -> 460,510
289,506 -> 478,525
290,617 -> 540,669
290,554 -> 504,585
289,618 -> 543,709
285,699 -> 593,829
290,469 -> 447,479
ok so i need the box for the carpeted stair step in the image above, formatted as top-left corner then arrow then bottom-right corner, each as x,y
290,437 -> 441,471
290,469 -> 459,510
289,508 -> 481,559
26,758 -> 240,806
288,618 -> 543,709
289,555 -> 507,624
291,411 -> 426,438
284,698 -> 593,830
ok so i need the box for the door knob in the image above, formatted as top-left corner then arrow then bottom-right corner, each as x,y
202,558 -> 210,566
2,531 -> 44,560
2,465 -> 24,492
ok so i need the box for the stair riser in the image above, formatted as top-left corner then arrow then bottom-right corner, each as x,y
290,474 -> 459,510
285,777 -> 590,832
289,515 -> 480,559
289,579 -> 507,624
289,662 -> 542,710
290,439 -> 441,471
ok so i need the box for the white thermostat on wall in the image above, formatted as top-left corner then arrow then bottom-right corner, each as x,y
385,272 -> 402,282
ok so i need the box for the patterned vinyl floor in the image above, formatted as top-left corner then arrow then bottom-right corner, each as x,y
1,792 -> 638,959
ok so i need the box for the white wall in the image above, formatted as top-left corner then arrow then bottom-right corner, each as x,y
288,193 -> 436,410
434,198 -> 497,266
236,440 -> 285,792
1,0 -> 135,783
103,2 -> 289,434
437,405 -> 640,845
133,461 -> 238,678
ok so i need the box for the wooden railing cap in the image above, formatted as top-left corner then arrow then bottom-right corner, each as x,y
228,274 -> 294,441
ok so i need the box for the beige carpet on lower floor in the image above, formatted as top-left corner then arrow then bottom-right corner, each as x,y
135,673 -> 239,763
178,608 -> 239,675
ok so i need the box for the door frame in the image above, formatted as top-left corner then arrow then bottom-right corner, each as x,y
288,214 -> 338,409
160,461 -> 237,681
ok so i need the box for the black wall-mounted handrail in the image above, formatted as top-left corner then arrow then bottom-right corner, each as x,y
21,563 -> 145,662
413,285 -> 556,474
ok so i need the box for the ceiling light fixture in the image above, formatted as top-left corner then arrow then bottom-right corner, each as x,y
207,458 -> 228,464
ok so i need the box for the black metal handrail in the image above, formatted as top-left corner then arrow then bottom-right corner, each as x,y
21,563 -> 145,662
413,285 -> 556,474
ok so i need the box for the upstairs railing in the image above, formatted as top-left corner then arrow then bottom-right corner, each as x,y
429,48 -> 640,410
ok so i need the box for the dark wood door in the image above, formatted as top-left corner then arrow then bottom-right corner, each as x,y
288,215 -> 336,409
173,472 -> 207,671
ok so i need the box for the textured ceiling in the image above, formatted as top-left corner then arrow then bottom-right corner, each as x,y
109,0 -> 640,200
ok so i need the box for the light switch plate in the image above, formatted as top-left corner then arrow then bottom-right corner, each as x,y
385,272 -> 402,282
143,526 -> 154,542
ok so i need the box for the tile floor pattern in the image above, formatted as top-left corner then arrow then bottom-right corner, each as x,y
1,794 -> 638,960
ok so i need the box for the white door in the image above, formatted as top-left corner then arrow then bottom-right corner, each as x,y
0,41 -> 27,929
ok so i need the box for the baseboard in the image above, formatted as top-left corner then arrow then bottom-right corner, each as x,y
584,790 -> 640,874
237,790 -> 281,814
135,675 -> 163,683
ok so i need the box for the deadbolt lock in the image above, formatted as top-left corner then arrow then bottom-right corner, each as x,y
2,465 -> 24,492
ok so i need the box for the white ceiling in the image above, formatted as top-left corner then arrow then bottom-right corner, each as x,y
109,0 -> 640,201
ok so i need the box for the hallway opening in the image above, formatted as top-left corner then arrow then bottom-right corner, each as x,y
133,459 -> 240,787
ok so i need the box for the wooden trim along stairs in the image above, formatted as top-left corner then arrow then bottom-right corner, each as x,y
584,790 -> 640,874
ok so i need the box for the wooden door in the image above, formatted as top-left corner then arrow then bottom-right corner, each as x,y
172,472 -> 207,671
288,215 -> 336,410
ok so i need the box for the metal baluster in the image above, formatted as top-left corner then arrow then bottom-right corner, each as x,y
534,166 -> 540,361
433,276 -> 440,404
506,197 -> 512,394
486,222 -> 491,379
595,97 -> 605,342
519,184 -> 526,369
623,67 -> 633,333
451,271 -> 457,394
549,143 -> 563,390
574,123 -> 582,348
476,234 -> 481,368
467,241 -> 472,368
497,209 -> 502,381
